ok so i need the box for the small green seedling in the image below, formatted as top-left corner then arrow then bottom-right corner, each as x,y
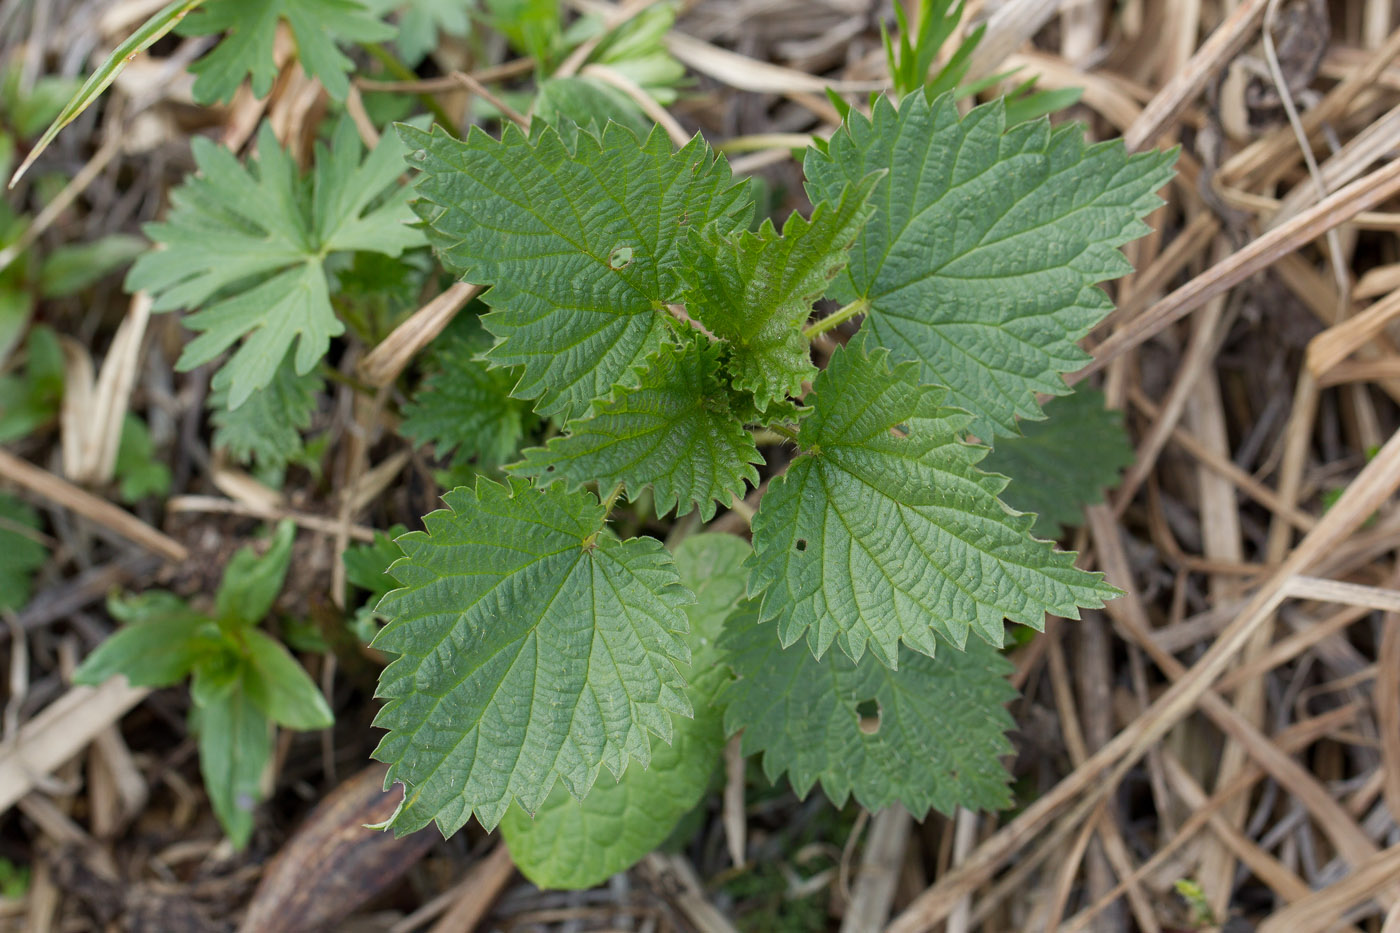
75,521 -> 333,847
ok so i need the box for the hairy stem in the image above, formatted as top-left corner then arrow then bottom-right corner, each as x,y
803,296 -> 870,339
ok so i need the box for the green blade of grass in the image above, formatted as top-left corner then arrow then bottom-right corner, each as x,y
7,0 -> 206,189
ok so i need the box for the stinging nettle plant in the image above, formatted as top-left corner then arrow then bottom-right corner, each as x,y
368,84 -> 1176,884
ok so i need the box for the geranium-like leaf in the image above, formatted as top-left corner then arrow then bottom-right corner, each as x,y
127,119 -> 421,407
179,0 -> 395,104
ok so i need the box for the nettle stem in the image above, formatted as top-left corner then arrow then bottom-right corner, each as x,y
599,481 -> 626,516
766,423 -> 801,443
803,296 -> 870,339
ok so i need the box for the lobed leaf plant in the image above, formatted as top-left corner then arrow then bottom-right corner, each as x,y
368,86 -> 1175,886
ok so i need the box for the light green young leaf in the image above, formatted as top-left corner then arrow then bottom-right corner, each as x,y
38,234 -> 146,298
215,521 -> 296,626
372,478 -> 694,834
0,285 -> 29,366
533,77 -> 654,139
803,92 -> 1174,438
720,600 -> 1017,817
72,600 -> 221,689
344,525 -> 407,599
0,494 -> 46,612
367,0 -> 473,65
576,1 -> 685,105
400,120 -> 752,420
981,388 -> 1134,539
240,628 -> 334,730
127,119 -> 420,407
681,174 -> 878,411
193,666 -> 271,849
483,0 -> 561,66
107,590 -> 209,627
0,324 -> 63,443
500,533 -> 748,889
179,0 -> 395,104
399,322 -> 531,470
344,525 -> 406,641
210,351 -> 322,479
511,338 -> 762,520
114,414 -> 172,503
749,340 -> 1116,667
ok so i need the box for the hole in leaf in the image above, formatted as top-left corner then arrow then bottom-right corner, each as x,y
856,699 -> 881,734
795,538 -> 807,552
609,246 -> 634,270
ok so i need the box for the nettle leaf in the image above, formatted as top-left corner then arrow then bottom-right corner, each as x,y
982,388 -> 1134,538
127,119 -> 421,407
500,533 -> 748,889
179,0 -> 395,104
400,120 -> 753,420
720,600 -> 1016,817
512,337 -> 762,520
0,494 -> 46,612
682,174 -> 879,411
749,340 -> 1116,667
210,351 -> 323,478
372,478 -> 694,834
400,321 -> 531,470
804,92 -> 1175,438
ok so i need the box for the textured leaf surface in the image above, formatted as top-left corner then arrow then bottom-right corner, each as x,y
982,388 -> 1134,538
681,175 -> 877,410
720,600 -> 1016,816
749,340 -> 1116,667
210,352 -> 322,478
180,0 -> 394,103
500,533 -> 748,888
372,478 -> 694,833
804,92 -> 1174,437
0,494 -> 46,612
399,321 -> 531,469
127,119 -> 420,406
512,339 -> 762,519
400,121 -> 752,419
